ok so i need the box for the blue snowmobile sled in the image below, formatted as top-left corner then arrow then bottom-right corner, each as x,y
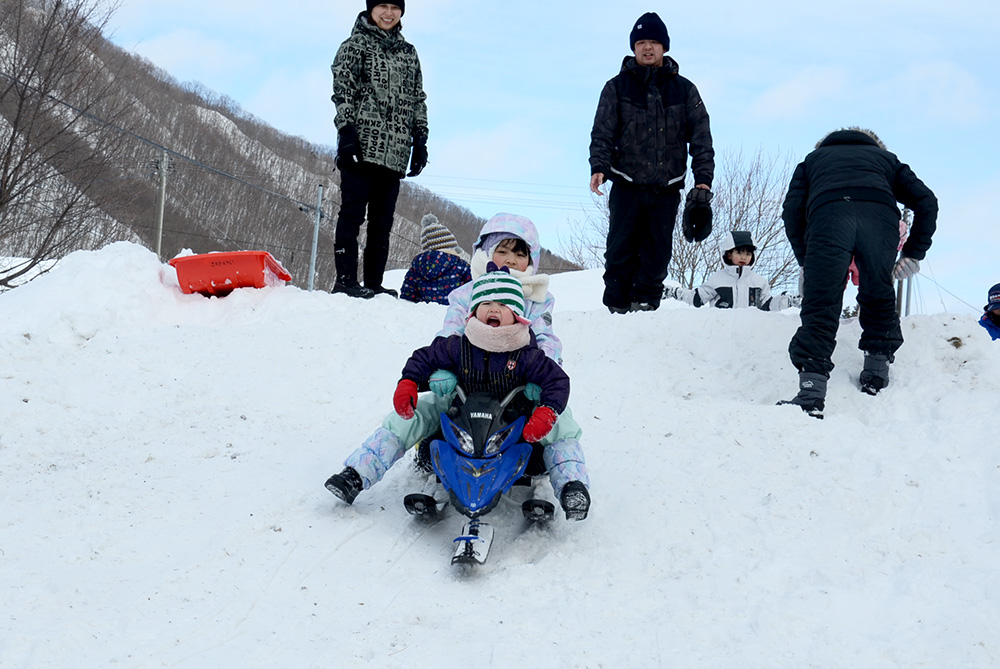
404,385 -> 553,566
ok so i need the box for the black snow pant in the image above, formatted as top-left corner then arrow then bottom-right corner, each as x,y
334,163 -> 402,288
603,181 -> 681,310
789,199 -> 904,376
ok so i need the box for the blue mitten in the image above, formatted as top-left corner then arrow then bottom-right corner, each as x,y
428,369 -> 458,396
524,382 -> 542,402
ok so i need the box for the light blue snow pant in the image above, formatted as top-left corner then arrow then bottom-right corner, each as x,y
343,392 -> 590,499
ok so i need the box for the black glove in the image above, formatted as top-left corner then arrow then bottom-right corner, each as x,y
336,125 -> 362,169
407,136 -> 428,177
682,188 -> 713,243
687,187 -> 713,206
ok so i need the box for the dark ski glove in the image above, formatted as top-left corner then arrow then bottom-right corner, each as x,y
336,124 -> 362,169
407,136 -> 428,177
393,379 -> 418,419
682,188 -> 713,243
664,286 -> 684,301
687,187 -> 713,206
522,406 -> 558,443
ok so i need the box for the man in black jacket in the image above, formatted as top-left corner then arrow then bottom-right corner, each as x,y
589,12 -> 714,313
779,128 -> 938,416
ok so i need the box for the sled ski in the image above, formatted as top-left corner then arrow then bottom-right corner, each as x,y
521,498 -> 554,522
451,519 -> 494,566
404,493 -> 446,519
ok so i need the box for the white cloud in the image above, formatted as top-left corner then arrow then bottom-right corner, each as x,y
749,67 -> 852,120
129,29 -> 255,83
245,68 -> 335,146
874,62 -> 993,125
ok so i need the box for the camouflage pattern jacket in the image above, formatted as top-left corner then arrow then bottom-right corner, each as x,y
332,12 -> 428,174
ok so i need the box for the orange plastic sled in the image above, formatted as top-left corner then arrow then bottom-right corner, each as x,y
169,251 -> 291,297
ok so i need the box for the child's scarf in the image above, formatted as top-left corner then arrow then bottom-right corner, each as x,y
465,316 -> 531,353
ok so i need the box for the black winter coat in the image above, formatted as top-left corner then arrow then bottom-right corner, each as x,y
782,130 -> 938,264
589,56 -> 714,189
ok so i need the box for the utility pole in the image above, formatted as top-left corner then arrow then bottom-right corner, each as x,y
308,184 -> 324,291
894,208 -> 914,317
905,276 -> 913,317
154,149 -> 169,259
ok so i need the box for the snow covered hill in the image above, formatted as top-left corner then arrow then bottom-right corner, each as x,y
1,243 -> 997,668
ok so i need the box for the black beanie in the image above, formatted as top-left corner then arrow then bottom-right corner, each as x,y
367,1 -> 404,17
630,12 -> 669,52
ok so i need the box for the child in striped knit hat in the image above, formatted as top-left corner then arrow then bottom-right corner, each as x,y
400,213 -> 471,305
393,265 -> 568,446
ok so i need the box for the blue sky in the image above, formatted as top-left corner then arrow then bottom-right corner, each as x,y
108,0 -> 999,314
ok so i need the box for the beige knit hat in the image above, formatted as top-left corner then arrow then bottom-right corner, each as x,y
420,214 -> 459,253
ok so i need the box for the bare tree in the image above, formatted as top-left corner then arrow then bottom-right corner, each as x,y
558,192 -> 609,270
0,0 -> 132,288
685,146 -> 799,292
559,146 -> 800,292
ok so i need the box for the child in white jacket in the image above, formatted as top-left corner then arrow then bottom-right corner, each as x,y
666,231 -> 798,310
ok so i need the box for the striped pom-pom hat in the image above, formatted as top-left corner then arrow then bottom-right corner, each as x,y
419,214 -> 459,253
469,263 -> 528,324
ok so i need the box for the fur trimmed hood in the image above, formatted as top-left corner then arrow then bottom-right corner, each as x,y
816,127 -> 887,150
470,249 -> 550,303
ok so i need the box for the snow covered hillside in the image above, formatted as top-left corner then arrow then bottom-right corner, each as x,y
1,243 -> 998,668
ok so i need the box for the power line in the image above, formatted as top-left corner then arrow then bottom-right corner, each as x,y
419,173 -> 585,192
919,264 -> 978,313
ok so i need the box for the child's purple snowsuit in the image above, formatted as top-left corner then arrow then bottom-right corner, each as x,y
345,330 -> 585,498
401,332 -> 570,415
400,250 -> 471,305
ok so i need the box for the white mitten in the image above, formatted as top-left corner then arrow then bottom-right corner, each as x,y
892,256 -> 920,280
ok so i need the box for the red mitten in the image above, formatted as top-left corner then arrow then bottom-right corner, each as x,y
522,406 -> 558,443
393,379 -> 418,419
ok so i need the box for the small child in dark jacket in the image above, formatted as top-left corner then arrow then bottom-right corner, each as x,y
979,282 -> 1000,341
400,214 -> 471,305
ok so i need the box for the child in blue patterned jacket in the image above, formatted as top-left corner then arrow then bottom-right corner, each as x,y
399,214 -> 471,305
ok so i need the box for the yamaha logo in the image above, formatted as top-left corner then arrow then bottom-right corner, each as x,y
470,412 -> 492,420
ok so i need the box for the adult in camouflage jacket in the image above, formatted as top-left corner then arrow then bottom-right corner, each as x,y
330,2 -> 428,298
589,12 -> 714,313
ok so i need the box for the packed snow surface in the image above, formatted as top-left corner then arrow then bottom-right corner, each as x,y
1,243 -> 997,667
